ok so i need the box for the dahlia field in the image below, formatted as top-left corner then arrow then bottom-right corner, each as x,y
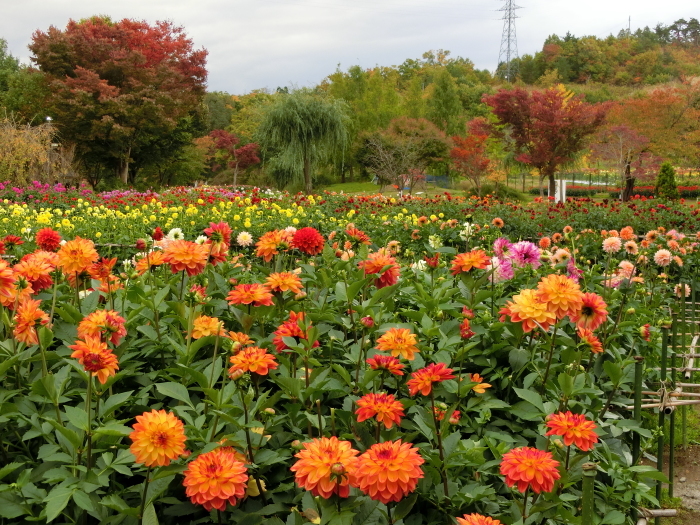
0,185 -> 695,525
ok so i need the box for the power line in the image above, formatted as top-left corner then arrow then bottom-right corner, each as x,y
497,0 -> 521,82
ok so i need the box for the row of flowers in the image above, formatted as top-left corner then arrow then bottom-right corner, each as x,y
0,211 -> 689,524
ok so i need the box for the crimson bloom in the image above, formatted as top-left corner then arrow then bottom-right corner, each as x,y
35,228 -> 62,251
292,227 -> 325,255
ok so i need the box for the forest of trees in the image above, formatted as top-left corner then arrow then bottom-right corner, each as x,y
1,16 -> 699,195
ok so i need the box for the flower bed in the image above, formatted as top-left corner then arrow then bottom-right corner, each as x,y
0,208 -> 695,524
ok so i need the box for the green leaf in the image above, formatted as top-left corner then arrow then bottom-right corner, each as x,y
603,361 -> 623,385
47,419 -> 82,450
558,373 -> 574,398
101,390 -> 134,417
39,326 -> 54,350
601,510 -> 626,524
155,382 -> 194,409
44,486 -> 74,522
143,504 -> 159,525
72,490 -> 95,512
513,387 -> 545,413
94,422 -> 132,438
0,462 -> 23,481
137,325 -> 159,340
64,405 -> 89,432
101,494 -> 139,516
393,493 -> 418,521
0,353 -> 19,377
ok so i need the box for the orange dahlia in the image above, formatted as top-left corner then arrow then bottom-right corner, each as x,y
191,315 -> 225,339
0,260 -> 17,307
470,373 -> 492,394
227,283 -> 274,307
226,331 -> 254,351
255,229 -> 291,262
351,440 -> 424,504
569,292 -> 608,331
69,336 -> 119,384
183,447 -> 249,511
536,274 -> 584,319
229,346 -> 278,376
14,254 -> 53,292
272,311 -> 319,352
346,226 -> 371,245
87,257 -> 117,282
499,288 -> 557,333
456,514 -> 503,525
578,328 -> 603,354
358,250 -> 400,289
545,411 -> 599,451
375,327 -> 419,361
77,310 -> 127,346
291,436 -> 360,498
355,392 -> 405,429
499,447 -> 560,493
13,298 -> 49,346
135,250 -> 165,275
162,240 -> 209,276
129,409 -> 187,467
407,363 -> 455,396
266,272 -> 303,295
292,227 -> 325,255
450,250 -> 490,275
35,227 -> 62,252
57,236 -> 99,275
366,354 -> 405,376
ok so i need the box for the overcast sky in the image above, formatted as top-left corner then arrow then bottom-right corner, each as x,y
1,1 -> 697,94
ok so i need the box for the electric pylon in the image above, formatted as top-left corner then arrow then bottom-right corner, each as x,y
497,0 -> 521,82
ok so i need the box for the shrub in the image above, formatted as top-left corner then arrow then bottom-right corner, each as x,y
655,162 -> 680,200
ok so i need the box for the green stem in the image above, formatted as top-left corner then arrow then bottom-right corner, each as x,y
85,376 -> 93,470
138,467 -> 152,525
539,323 -> 558,394
430,391 -> 449,497
241,390 -> 268,505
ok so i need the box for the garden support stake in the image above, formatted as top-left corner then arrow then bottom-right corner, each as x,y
633,356 -> 644,465
581,462 -> 598,525
669,354 -> 676,499
656,327 -> 669,508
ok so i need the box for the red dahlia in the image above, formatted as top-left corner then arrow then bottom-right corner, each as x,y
292,227 -> 325,255
36,228 -> 62,252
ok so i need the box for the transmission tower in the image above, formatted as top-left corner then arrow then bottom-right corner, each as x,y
497,0 -> 522,82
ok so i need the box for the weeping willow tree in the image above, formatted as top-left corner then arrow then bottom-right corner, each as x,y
257,90 -> 349,193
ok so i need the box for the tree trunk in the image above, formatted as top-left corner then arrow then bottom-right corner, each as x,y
303,155 -> 312,194
622,161 -> 634,202
118,160 -> 129,185
118,148 -> 131,184
548,173 -> 556,198
233,162 -> 239,187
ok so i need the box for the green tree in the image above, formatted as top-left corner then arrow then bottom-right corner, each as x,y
0,38 -> 19,95
204,92 -> 235,132
257,90 -> 349,193
427,68 -> 462,135
655,161 -> 680,199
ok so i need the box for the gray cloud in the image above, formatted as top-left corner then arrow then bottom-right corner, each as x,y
1,0 -> 696,93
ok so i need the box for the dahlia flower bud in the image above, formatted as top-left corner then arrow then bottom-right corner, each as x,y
229,368 -> 245,381
135,238 -> 147,250
330,463 -> 346,476
626,308 -> 635,315
361,316 -> 374,328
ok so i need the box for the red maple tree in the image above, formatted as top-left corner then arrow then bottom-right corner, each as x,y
208,130 -> 260,186
450,118 -> 491,196
483,86 -> 608,196
30,16 -> 208,184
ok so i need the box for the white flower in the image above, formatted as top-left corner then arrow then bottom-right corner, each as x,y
459,223 -> 474,241
411,260 -> 427,272
285,226 -> 297,234
237,231 -> 253,247
428,235 -> 443,250
195,235 -> 207,245
78,289 -> 92,299
166,228 -> 184,241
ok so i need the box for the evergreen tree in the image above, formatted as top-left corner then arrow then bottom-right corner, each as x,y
655,161 -> 680,199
